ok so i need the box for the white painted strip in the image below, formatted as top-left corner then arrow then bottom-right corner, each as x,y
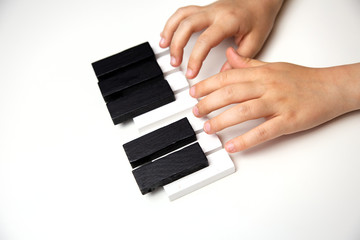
133,90 -> 197,131
165,71 -> 189,93
137,108 -> 207,135
148,40 -> 169,56
197,132 -> 222,154
163,149 -> 235,201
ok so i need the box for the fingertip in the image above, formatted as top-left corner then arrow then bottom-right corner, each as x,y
226,47 -> 254,69
192,105 -> 200,117
186,68 -> 196,79
220,61 -> 232,72
203,121 -> 211,134
170,56 -> 178,66
226,47 -> 241,60
189,86 -> 196,98
227,47 -> 237,55
159,37 -> 166,48
225,141 -> 236,153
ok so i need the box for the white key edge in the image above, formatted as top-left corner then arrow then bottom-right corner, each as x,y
133,90 -> 197,131
163,149 -> 235,201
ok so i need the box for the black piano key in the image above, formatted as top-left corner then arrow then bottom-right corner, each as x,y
92,42 -> 154,80
132,143 -> 209,195
123,118 -> 196,168
106,78 -> 175,124
98,58 -> 163,102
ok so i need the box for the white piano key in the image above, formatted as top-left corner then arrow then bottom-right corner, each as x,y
138,108 -> 207,135
165,71 -> 189,93
163,149 -> 235,201
197,132 -> 222,154
186,113 -> 207,133
148,40 -> 169,56
157,54 -> 178,73
133,90 -> 197,131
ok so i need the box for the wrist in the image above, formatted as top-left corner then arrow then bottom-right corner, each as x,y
320,63 -> 360,113
264,0 -> 284,11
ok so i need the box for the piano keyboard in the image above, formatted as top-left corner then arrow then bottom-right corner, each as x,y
91,41 -> 235,200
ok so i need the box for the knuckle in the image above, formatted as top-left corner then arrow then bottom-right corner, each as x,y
185,5 -> 200,12
175,7 -> 187,16
226,10 -> 239,20
218,71 -> 229,86
255,126 -> 269,141
237,104 -> 251,116
282,111 -> 298,130
179,18 -> 194,31
258,66 -> 272,77
197,35 -> 210,47
223,85 -> 235,100
284,110 -> 297,122
176,5 -> 199,16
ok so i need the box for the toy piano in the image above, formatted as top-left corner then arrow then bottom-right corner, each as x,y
91,41 -> 235,201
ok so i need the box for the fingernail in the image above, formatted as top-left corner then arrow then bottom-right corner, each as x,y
225,142 -> 236,153
159,37 -> 166,46
186,68 -> 194,78
171,56 -> 177,66
204,121 -> 211,133
189,86 -> 196,97
193,105 -> 199,117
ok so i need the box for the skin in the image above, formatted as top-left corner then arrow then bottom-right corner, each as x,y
190,48 -> 360,152
160,0 -> 284,79
161,0 -> 360,153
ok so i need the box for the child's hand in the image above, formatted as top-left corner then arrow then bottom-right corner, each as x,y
160,0 -> 284,79
190,48 -> 360,152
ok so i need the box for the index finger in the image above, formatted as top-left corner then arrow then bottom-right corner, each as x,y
190,68 -> 256,98
160,6 -> 201,48
186,24 -> 233,79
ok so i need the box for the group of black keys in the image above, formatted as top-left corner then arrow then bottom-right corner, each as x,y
91,42 -> 209,195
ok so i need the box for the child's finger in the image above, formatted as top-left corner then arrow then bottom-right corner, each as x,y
160,6 -> 201,48
170,12 -> 210,67
186,24 -> 234,79
193,82 -> 262,117
220,61 -> 232,72
226,47 -> 265,68
190,68 -> 257,98
235,32 -> 266,58
203,99 -> 272,134
225,117 -> 284,153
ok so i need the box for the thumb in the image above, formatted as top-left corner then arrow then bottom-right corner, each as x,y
219,61 -> 232,72
226,47 -> 265,69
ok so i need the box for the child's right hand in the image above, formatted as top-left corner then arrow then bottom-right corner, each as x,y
160,0 -> 284,79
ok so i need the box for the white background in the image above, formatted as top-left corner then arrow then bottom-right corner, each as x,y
1,0 -> 360,239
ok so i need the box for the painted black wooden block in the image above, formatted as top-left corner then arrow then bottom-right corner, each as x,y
132,143 -> 209,195
92,42 -> 154,80
123,118 -> 196,168
106,78 -> 174,124
98,58 -> 163,102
